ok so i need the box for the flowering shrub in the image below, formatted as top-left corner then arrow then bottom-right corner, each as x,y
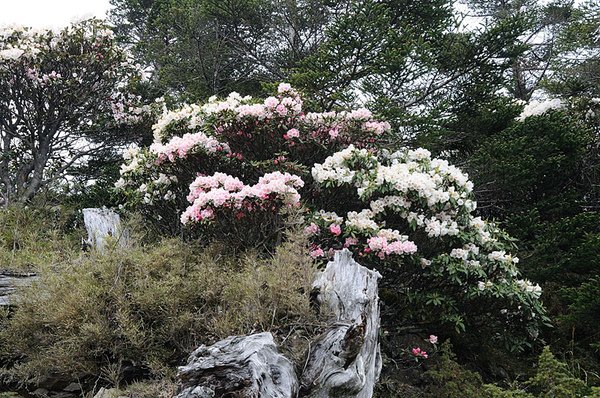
116,84 -> 546,350
0,19 -> 149,204
516,98 -> 563,121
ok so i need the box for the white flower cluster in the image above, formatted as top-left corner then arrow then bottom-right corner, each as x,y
0,22 -> 115,64
311,145 -> 365,185
516,279 -> 542,298
312,145 -> 479,238
311,145 -> 540,301
517,98 -> 563,121
346,209 -> 379,232
152,84 -> 303,142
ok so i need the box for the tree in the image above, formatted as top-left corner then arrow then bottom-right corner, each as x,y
0,19 -> 143,205
464,0 -> 575,101
109,0 -> 350,101
290,0 -> 529,122
544,0 -> 600,98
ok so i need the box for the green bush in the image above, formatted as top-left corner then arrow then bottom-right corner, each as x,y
526,346 -> 589,398
0,206 -> 81,272
422,342 -> 485,398
0,232 -> 321,387
484,346 -> 593,398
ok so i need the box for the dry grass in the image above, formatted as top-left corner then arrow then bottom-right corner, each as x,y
0,225 -> 323,388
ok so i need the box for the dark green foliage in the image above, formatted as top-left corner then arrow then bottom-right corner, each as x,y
471,111 -> 591,224
422,342 -> 485,398
561,277 -> 600,351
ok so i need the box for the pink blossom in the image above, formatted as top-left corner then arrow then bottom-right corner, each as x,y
310,247 -> 325,258
428,335 -> 438,344
278,83 -> 292,93
367,236 -> 388,251
304,223 -> 320,236
411,347 -> 428,359
347,108 -> 372,120
364,121 -> 391,135
264,96 -> 279,108
329,224 -> 342,236
276,104 -> 288,116
286,128 -> 300,139
344,237 -> 358,247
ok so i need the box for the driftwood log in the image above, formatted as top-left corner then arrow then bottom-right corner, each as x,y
0,271 -> 37,307
176,332 -> 298,398
300,249 -> 382,397
176,249 -> 382,398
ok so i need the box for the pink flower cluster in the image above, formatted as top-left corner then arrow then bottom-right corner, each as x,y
304,223 -> 320,235
181,171 -> 304,225
363,121 -> 391,135
187,172 -> 245,203
150,132 -> 230,163
366,236 -> 418,258
230,83 -> 303,121
411,347 -> 428,359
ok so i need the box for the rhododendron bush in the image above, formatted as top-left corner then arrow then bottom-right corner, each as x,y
0,19 -> 150,204
117,84 -> 547,350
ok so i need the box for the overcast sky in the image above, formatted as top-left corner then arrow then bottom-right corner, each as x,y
0,0 -> 112,28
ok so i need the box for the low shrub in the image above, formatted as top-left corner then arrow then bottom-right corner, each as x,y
0,205 -> 81,272
0,231 -> 321,388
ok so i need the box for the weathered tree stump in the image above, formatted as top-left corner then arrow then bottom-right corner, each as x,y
175,332 -> 298,398
299,249 -> 382,397
82,208 -> 128,251
175,250 -> 382,398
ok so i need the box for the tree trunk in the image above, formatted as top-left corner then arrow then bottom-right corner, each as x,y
174,249 -> 382,398
299,249 -> 382,397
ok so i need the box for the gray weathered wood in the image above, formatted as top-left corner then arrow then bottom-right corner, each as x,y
175,332 -> 298,398
82,208 -> 128,251
174,249 -> 382,398
299,249 -> 382,398
0,272 -> 37,306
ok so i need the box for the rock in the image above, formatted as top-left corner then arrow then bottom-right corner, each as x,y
175,332 -> 298,398
32,388 -> 49,397
299,249 -> 382,398
62,382 -> 81,392
83,208 -> 128,252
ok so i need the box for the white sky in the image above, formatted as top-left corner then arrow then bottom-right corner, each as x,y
0,0 -> 112,28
